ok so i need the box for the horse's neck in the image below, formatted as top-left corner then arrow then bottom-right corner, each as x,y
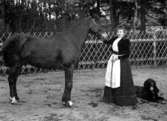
70,18 -> 89,47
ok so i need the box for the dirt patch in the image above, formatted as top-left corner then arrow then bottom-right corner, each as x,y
0,67 -> 167,121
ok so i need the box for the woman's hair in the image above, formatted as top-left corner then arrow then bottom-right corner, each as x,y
115,25 -> 129,38
116,25 -> 129,32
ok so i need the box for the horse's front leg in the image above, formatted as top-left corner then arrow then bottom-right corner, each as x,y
62,64 -> 74,107
8,64 -> 21,104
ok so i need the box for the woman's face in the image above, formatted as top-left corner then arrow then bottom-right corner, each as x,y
116,29 -> 125,38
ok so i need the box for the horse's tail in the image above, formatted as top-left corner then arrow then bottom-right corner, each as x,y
2,33 -> 29,67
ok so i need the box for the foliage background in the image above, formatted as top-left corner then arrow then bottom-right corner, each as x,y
0,0 -> 166,33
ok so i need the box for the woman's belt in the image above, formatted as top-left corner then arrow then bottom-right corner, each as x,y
112,51 -> 125,57
112,51 -> 119,55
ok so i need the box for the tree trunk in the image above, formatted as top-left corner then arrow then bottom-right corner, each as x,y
133,0 -> 140,31
133,0 -> 146,31
140,0 -> 146,31
0,0 -> 5,33
109,0 -> 118,30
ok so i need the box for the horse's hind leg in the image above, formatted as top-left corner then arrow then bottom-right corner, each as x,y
8,64 -> 21,104
62,64 -> 74,107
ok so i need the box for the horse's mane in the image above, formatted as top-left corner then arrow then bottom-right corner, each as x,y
65,17 -> 90,36
54,10 -> 90,33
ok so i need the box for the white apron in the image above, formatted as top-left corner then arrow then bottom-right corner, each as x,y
105,38 -> 121,88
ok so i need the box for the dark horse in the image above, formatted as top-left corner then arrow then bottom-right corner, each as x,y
1,13 -> 103,107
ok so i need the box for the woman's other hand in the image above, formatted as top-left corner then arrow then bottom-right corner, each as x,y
112,54 -> 118,61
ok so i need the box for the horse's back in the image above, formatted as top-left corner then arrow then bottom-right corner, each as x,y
2,17 -> 89,67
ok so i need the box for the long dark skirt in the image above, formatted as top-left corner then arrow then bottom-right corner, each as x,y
103,58 -> 137,106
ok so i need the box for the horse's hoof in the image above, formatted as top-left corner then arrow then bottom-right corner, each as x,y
9,97 -> 18,104
62,100 -> 73,107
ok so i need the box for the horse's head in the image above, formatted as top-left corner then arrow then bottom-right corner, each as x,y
88,18 -> 101,32
86,16 -> 107,39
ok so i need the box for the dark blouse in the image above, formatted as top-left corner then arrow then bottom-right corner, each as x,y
103,37 -> 130,59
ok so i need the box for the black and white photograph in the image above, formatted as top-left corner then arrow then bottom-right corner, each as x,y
0,0 -> 167,121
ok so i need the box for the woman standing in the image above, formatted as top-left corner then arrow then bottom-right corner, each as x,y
103,26 -> 137,106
